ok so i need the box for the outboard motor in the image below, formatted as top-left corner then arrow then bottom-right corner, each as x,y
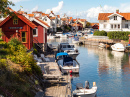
85,81 -> 90,89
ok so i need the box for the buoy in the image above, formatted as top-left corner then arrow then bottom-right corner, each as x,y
69,70 -> 72,74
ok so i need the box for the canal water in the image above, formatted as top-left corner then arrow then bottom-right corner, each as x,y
48,38 -> 130,97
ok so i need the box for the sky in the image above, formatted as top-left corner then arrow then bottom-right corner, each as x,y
8,0 -> 130,22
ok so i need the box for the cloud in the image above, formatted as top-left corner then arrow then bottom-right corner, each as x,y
31,6 -> 39,12
9,0 -> 29,3
46,1 -> 64,14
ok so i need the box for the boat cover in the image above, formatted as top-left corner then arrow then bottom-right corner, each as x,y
56,52 -> 68,58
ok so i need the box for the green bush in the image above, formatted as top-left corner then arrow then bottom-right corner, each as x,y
107,31 -> 130,40
94,30 -> 107,36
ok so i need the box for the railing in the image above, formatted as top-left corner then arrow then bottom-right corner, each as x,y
33,38 -> 43,50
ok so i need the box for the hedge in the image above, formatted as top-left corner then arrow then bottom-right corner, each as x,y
107,31 -> 130,40
93,31 -> 107,36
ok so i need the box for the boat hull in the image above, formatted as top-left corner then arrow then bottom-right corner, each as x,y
111,46 -> 125,52
73,93 -> 96,97
60,67 -> 79,74
68,53 -> 79,59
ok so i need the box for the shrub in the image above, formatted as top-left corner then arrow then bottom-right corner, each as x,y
107,31 -> 130,40
94,30 -> 107,36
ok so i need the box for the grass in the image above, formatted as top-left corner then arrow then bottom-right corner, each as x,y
0,38 -> 43,97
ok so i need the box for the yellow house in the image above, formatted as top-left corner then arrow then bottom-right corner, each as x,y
78,19 -> 87,28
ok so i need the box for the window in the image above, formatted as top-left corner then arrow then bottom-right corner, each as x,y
111,24 -> 113,29
125,20 -> 128,22
125,24 -> 128,28
114,24 -> 117,28
63,45 -> 66,48
114,16 -> 117,20
104,24 -> 106,28
33,28 -> 38,37
104,20 -> 107,22
118,24 -> 120,29
21,32 -> 26,42
45,19 -> 47,21
13,19 -> 18,24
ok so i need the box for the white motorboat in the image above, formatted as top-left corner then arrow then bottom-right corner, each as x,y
47,33 -> 55,39
55,32 -> 63,38
111,43 -> 125,52
73,81 -> 97,97
58,43 -> 79,59
57,56 -> 79,74
98,43 -> 106,48
72,36 -> 80,44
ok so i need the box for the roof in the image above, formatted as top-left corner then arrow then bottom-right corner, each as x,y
0,12 -> 37,29
78,19 -> 86,22
91,23 -> 99,26
56,52 -> 68,57
35,18 -> 50,27
98,12 -> 130,20
32,11 -> 42,14
7,7 -> 14,12
61,18 -> 68,21
50,17 -> 56,20
28,14 -> 34,17
72,23 -> 82,27
57,15 -> 60,18
73,19 -> 77,22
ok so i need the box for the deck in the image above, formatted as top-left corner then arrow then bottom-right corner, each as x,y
37,53 -> 72,97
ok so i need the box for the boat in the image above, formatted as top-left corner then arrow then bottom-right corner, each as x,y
58,43 -> 79,59
55,52 -> 69,62
55,32 -> 67,38
72,35 -> 80,44
111,43 -> 125,52
48,43 -> 57,50
47,33 -> 55,39
57,56 -> 79,74
73,81 -> 97,97
98,43 -> 106,48
55,32 -> 63,38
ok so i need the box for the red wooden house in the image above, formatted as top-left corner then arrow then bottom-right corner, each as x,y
91,23 -> 99,29
30,17 -> 50,51
0,12 -> 37,49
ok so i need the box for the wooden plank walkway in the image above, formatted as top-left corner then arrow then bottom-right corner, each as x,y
37,54 -> 72,97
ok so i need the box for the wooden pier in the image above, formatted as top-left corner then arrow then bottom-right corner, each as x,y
37,53 -> 72,97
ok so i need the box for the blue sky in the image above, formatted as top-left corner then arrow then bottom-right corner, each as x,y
9,0 -> 130,22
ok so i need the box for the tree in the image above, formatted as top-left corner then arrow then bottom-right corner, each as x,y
0,0 -> 15,18
86,22 -> 91,28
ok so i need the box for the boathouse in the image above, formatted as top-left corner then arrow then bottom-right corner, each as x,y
30,17 -> 50,51
0,12 -> 37,49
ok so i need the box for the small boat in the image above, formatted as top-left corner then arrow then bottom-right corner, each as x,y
55,52 -> 69,62
73,81 -> 97,97
57,56 -> 79,74
72,36 -> 80,44
58,43 -> 79,59
47,33 -> 55,39
98,43 -> 106,48
111,43 -> 125,52
55,32 -> 63,38
48,44 -> 57,50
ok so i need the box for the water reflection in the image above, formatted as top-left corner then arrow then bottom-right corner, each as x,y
48,38 -> 130,97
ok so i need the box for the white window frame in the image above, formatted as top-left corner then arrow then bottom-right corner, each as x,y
33,28 -> 38,37
114,16 -> 117,20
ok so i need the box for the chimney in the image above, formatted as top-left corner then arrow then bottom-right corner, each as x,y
51,11 -> 53,13
116,9 -> 119,13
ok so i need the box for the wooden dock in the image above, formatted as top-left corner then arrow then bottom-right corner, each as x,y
37,53 -> 72,97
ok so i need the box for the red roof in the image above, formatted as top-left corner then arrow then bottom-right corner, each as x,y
57,15 -> 60,18
50,17 -> 56,20
79,19 -> 86,22
0,12 -> 37,29
28,14 -> 34,17
91,23 -> 99,26
98,12 -> 130,20
73,19 -> 77,22
35,18 -> 50,27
